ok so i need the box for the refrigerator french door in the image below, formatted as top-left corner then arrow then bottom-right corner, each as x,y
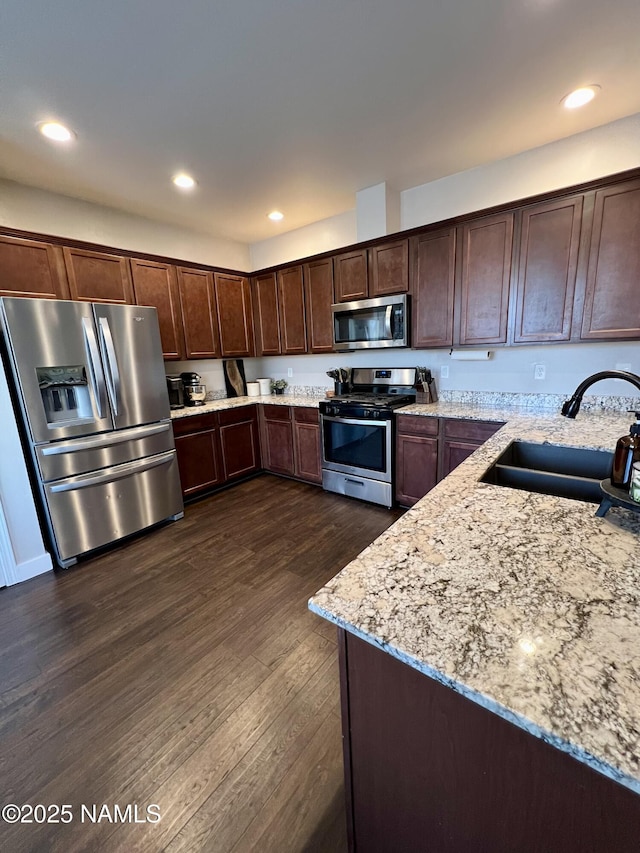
0,297 -> 183,568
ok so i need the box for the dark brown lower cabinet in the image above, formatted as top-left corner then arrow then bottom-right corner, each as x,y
339,629 -> 640,853
440,418 -> 503,477
260,405 -> 295,476
173,413 -> 223,496
293,407 -> 322,484
173,406 -> 260,498
395,415 -> 439,506
395,416 -> 503,506
219,405 -> 260,482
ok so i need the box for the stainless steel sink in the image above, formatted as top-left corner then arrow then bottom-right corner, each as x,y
481,441 -> 613,502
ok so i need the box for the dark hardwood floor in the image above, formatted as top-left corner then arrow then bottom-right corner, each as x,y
0,474 -> 403,852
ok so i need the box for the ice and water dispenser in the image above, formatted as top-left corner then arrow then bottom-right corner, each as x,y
37,365 -> 93,426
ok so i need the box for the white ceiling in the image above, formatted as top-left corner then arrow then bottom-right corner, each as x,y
2,0 -> 640,244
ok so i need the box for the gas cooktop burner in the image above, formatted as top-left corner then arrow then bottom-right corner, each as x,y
331,392 -> 414,408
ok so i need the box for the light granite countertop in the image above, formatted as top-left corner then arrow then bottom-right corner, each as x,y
309,408 -> 640,794
170,393 -> 323,418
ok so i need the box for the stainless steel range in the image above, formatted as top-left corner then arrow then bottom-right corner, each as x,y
319,367 -> 417,507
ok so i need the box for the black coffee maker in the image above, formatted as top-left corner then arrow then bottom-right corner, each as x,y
166,375 -> 185,410
180,372 -> 207,406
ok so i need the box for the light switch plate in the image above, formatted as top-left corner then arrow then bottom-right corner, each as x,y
440,365 -> 449,379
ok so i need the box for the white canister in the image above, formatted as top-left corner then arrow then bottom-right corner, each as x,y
247,382 -> 260,397
257,378 -> 271,395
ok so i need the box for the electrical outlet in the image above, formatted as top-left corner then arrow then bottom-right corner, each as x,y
440,365 -> 449,379
534,364 -> 546,380
287,368 -> 293,377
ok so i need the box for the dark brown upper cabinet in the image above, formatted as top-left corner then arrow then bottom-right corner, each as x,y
252,272 -> 281,356
63,247 -> 134,304
512,196 -> 583,344
0,236 -> 70,300
581,178 -> 640,340
130,258 -> 185,360
177,267 -> 219,359
334,249 -> 368,302
277,265 -> 307,355
214,273 -> 254,357
334,241 -> 409,303
303,257 -> 334,353
369,239 -> 409,297
457,212 -> 514,346
410,228 -> 455,349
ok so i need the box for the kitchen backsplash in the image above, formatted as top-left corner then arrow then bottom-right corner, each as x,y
204,385 -> 640,412
438,390 -> 640,413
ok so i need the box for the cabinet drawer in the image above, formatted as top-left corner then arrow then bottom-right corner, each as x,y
396,414 -> 439,437
442,418 -> 503,443
172,412 -> 219,435
218,404 -> 257,426
293,406 -> 319,424
262,404 -> 292,422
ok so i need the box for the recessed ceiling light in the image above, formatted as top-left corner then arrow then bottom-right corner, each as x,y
268,210 -> 284,221
172,173 -> 196,190
562,85 -> 600,110
37,121 -> 75,142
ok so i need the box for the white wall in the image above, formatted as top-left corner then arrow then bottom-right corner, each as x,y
249,210 -> 356,271
256,341 -> 640,399
0,360 -> 52,585
402,113 -> 640,230
0,179 -> 250,271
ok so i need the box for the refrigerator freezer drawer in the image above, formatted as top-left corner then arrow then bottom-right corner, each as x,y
36,421 -> 176,481
43,450 -> 183,564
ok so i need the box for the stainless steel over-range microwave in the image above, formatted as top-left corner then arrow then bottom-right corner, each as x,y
331,294 -> 409,351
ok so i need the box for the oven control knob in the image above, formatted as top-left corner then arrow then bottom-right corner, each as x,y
372,410 -> 380,418
362,410 -> 370,418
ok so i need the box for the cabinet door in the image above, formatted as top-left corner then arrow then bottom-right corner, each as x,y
581,179 -> 640,340
260,405 -> 294,475
395,434 -> 438,506
63,247 -> 134,304
303,257 -> 334,353
334,249 -> 368,302
293,408 -> 322,483
513,196 -> 583,343
174,428 -> 222,496
214,273 -> 254,357
130,259 -> 185,360
411,228 -> 455,348
277,265 -> 307,355
369,239 -> 409,297
219,406 -> 260,480
177,267 -> 219,359
440,419 -> 503,479
0,236 -> 70,299
458,212 -> 514,345
252,272 -> 281,356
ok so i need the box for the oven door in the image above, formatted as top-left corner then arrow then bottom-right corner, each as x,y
321,414 -> 391,483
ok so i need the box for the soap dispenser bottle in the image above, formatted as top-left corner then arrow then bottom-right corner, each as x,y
611,413 -> 640,490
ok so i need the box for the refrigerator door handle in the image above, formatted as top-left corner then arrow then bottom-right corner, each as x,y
49,451 -> 176,492
41,422 -> 172,456
98,317 -> 121,416
82,317 -> 106,419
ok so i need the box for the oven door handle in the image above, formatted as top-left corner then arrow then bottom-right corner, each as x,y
321,414 -> 390,428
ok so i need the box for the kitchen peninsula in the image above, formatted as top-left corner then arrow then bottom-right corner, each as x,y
309,407 -> 640,852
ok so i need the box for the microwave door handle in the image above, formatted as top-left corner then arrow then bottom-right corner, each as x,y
98,317 -> 121,416
81,317 -> 106,419
384,305 -> 393,339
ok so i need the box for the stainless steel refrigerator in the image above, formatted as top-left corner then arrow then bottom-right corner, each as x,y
0,296 -> 184,568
